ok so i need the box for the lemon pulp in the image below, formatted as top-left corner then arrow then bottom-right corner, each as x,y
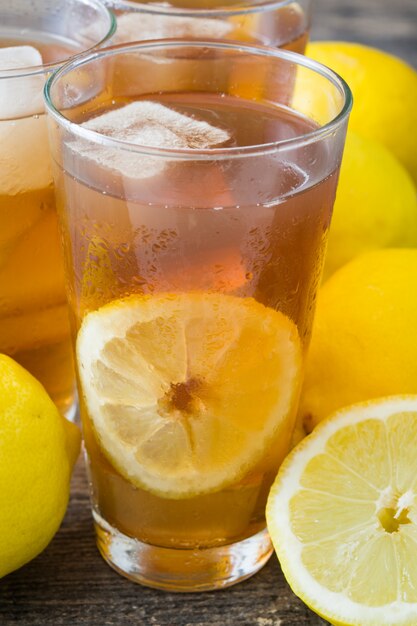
77,292 -> 301,499
267,396 -> 417,626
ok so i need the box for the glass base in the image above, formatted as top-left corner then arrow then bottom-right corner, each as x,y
60,388 -> 78,423
93,511 -> 273,592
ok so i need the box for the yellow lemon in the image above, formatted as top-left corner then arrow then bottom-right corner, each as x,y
0,355 -> 81,578
323,131 -> 417,279
299,249 -> 417,433
307,41 -> 417,183
76,292 -> 302,499
267,396 -> 417,626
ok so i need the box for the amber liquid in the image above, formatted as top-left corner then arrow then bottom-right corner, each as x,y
56,92 -> 339,549
0,36 -> 81,414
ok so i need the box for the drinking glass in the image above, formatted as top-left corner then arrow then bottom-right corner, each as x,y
0,0 -> 115,418
45,40 -> 352,590
106,0 -> 312,53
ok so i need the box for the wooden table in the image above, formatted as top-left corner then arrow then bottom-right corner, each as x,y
1,1 -> 416,624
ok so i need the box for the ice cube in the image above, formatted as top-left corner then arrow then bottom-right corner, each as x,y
0,46 -> 45,120
0,115 -> 52,195
71,101 -> 230,180
83,101 -> 230,149
114,11 -> 233,44
0,115 -> 53,267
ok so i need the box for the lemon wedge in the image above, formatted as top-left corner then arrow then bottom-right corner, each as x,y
267,396 -> 417,626
77,292 -> 301,499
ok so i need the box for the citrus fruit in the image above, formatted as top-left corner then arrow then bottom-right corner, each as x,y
76,292 -> 302,499
0,354 -> 80,579
267,396 -> 417,626
323,131 -> 417,280
299,249 -> 417,432
307,41 -> 417,183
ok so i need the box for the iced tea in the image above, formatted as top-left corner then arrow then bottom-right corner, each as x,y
69,94 -> 338,539
0,0 -> 114,415
0,37 -> 78,413
46,41 -> 351,590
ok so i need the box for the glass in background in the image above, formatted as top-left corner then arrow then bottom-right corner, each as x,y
105,0 -> 312,54
0,0 -> 115,418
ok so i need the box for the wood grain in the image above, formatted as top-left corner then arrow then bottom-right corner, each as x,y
311,0 -> 417,66
1,461 -> 328,626
1,0 -> 416,624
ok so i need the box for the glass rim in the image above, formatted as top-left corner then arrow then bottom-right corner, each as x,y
44,39 -> 353,160
0,0 -> 116,79
106,0 -> 309,19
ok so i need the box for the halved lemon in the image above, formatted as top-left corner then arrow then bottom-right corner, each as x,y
267,396 -> 417,626
77,292 -> 301,499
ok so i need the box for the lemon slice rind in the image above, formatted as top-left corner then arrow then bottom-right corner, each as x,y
267,396 -> 417,626
77,292 -> 302,499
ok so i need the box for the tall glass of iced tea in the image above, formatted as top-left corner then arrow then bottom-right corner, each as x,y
0,0 -> 115,417
107,0 -> 312,53
45,41 -> 351,590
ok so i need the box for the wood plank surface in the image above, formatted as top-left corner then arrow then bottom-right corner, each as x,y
312,0 -> 417,66
1,0 -> 416,624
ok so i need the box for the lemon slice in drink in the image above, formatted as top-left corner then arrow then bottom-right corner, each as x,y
77,293 -> 301,499
267,396 -> 417,626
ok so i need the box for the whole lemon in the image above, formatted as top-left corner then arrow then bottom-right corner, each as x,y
299,249 -> 417,433
307,41 -> 417,183
0,355 -> 80,578
323,131 -> 417,279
